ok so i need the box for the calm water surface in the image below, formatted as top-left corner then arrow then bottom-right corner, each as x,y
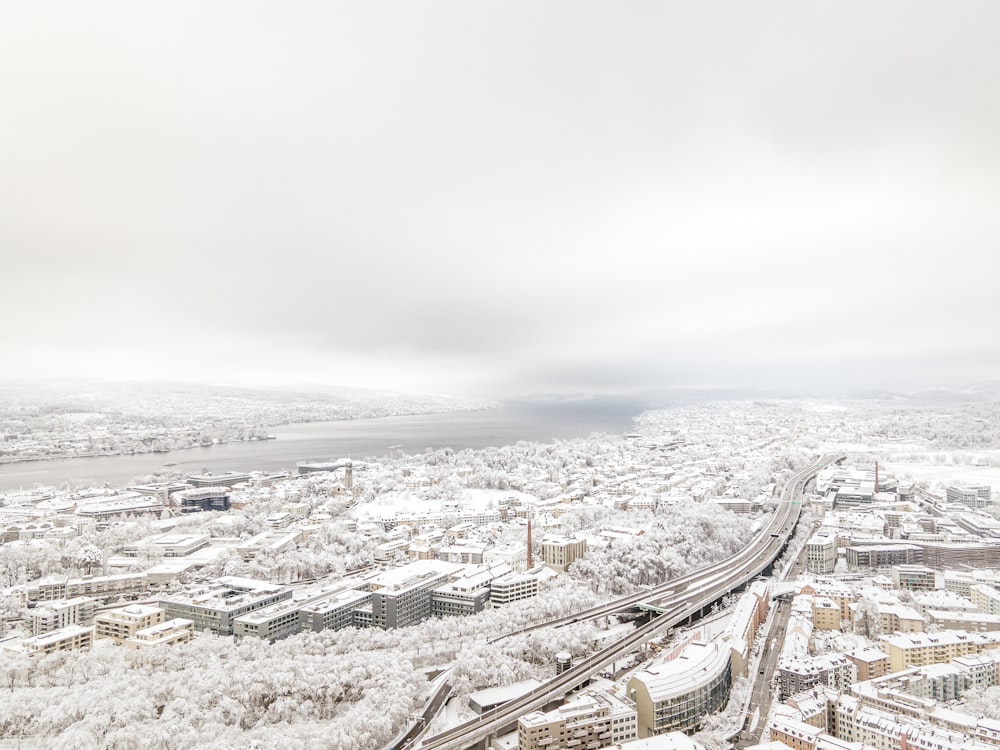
0,399 -> 643,491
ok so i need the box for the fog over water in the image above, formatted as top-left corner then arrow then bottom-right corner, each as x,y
0,399 -> 643,492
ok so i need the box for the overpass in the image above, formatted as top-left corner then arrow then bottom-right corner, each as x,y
411,454 -> 842,750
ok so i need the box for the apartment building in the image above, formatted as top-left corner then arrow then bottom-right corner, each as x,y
30,596 -> 98,636
27,572 -> 149,603
2,624 -> 94,656
518,691 -> 638,750
846,544 -> 923,572
812,598 -> 843,631
880,630 -> 1000,673
845,648 -> 891,682
971,584 -> 1000,616
928,609 -> 1000,632
95,604 -> 165,644
124,618 -> 194,649
892,565 -> 938,592
947,485 -> 991,509
778,654 -> 857,701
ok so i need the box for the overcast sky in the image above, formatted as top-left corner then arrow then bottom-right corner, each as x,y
2,2 -> 999,398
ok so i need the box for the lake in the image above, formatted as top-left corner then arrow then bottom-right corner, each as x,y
0,398 -> 645,491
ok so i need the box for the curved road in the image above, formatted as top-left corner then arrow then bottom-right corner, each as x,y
413,454 -> 841,750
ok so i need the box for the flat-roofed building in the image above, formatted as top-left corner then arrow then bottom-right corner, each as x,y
124,532 -> 211,558
469,679 -> 543,715
158,577 -> 291,635
846,544 -> 923,572
27,572 -> 149,603
518,690 -> 637,750
95,604 -> 165,644
431,568 -> 492,618
893,565 -> 938,592
30,596 -> 98,635
881,630 -> 1000,673
233,597 -> 304,642
299,589 -> 372,632
490,572 -> 539,606
75,494 -> 165,520
778,653 -> 857,701
807,531 -> 838,574
361,560 -> 465,629
484,542 -> 528,572
2,624 -> 94,656
124,618 -> 194,649
947,486 -> 991,509
187,472 -> 250,488
171,487 -> 231,514
236,530 -> 300,561
541,535 -> 587,572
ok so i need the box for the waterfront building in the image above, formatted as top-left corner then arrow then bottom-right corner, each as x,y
171,487 -> 231,513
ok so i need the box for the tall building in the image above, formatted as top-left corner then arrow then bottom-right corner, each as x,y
541,535 -> 587,572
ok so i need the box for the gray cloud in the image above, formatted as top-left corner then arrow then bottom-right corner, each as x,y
2,2 -> 999,396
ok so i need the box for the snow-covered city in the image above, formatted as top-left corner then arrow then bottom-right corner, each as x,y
4,2 -> 998,749
4,396 -> 1000,750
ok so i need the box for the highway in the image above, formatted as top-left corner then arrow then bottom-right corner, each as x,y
412,454 -> 841,750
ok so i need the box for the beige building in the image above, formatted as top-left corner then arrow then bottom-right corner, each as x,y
880,630 -> 1000,673
125,618 -> 194,649
541,535 -> 587,572
95,604 -> 165,645
971,584 -> 1000,616
518,691 -> 637,750
846,647 -> 891,682
2,624 -> 94,656
812,598 -> 843,631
